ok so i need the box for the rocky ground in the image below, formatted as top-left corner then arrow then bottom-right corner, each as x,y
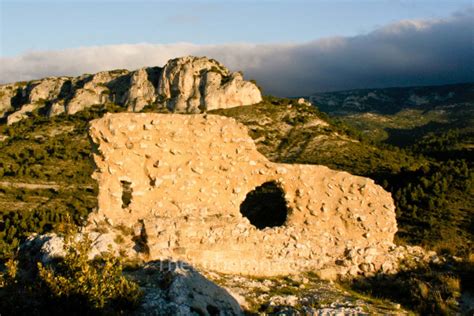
125,261 -> 410,315
206,272 -> 409,315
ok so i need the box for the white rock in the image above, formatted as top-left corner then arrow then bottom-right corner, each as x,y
165,266 -> 243,315
125,68 -> 157,112
157,56 -> 262,113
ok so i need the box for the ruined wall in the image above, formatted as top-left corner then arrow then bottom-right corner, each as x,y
88,113 -> 397,276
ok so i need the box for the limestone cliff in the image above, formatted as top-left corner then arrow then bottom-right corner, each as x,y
157,56 -> 262,113
0,57 -> 262,124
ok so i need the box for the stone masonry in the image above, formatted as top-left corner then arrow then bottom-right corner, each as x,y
87,113 -> 398,277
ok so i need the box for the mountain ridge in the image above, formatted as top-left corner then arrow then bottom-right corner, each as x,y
0,56 -> 262,125
309,82 -> 474,115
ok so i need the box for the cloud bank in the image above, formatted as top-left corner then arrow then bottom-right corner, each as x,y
1,10 -> 472,96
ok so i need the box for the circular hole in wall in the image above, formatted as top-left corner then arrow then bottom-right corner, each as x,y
240,181 -> 289,229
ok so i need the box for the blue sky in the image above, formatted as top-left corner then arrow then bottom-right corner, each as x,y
1,0 -> 471,57
1,1 -> 472,94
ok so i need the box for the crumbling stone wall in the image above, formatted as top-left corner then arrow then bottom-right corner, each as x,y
88,113 -> 397,276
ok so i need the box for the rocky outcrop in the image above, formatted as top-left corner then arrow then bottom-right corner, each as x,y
0,57 -> 262,124
28,77 -> 67,103
134,263 -> 243,315
124,68 -> 157,112
0,83 -> 19,118
6,104 -> 36,125
157,56 -> 262,113
84,113 -> 398,278
66,70 -> 127,115
4,78 -> 68,124
20,236 -> 243,315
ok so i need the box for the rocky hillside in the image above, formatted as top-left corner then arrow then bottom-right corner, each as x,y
0,62 -> 472,314
307,83 -> 474,150
310,83 -> 474,115
1,98 -> 470,314
0,56 -> 262,125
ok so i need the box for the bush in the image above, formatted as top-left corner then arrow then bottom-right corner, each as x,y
37,234 -> 142,310
0,231 -> 142,314
0,258 -> 18,288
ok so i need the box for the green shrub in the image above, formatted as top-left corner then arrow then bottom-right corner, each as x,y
37,234 -> 142,310
0,257 -> 18,288
1,232 -> 142,314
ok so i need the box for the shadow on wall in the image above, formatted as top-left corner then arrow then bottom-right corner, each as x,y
121,180 -> 133,209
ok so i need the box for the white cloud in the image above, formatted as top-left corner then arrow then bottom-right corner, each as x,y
1,10 -> 472,96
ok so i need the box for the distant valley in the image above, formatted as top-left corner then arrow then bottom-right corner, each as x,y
309,83 -> 474,147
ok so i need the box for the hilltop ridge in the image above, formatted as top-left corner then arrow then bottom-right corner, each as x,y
310,82 -> 474,115
0,56 -> 262,125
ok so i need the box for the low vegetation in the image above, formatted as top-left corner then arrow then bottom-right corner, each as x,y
0,226 -> 142,314
37,235 -> 142,311
345,259 -> 473,315
0,104 -> 124,258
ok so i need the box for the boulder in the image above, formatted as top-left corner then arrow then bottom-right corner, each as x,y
20,235 -> 242,315
297,98 -> 311,106
21,230 -> 138,264
136,262 -> 243,315
164,265 -> 242,315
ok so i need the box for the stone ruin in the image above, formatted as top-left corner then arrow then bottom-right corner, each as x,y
86,113 -> 398,277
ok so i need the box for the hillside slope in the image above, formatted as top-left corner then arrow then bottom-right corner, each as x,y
309,83 -> 474,147
1,94 -> 472,258
0,81 -> 472,314
310,83 -> 474,114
